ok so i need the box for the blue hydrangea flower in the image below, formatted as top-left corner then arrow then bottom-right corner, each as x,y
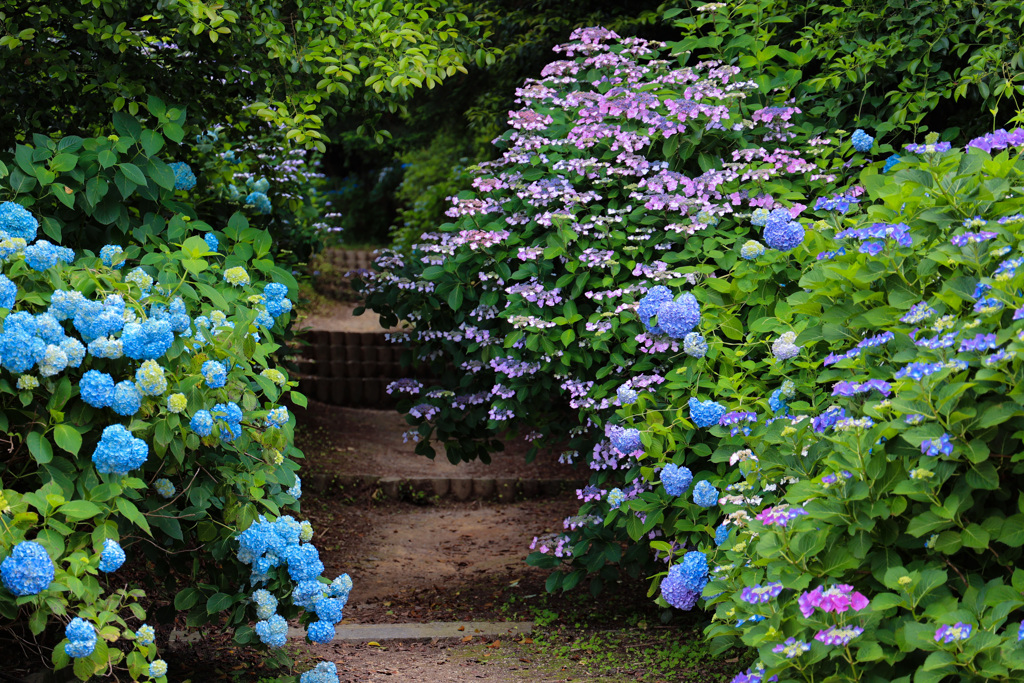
750,208 -> 770,227
0,273 -> 15,310
154,478 -> 176,499
765,220 -> 805,252
740,240 -> 765,260
25,241 -> 74,271
121,319 -> 173,360
678,550 -> 709,593
79,370 -> 115,408
715,523 -> 730,546
330,574 -> 353,600
300,662 -> 339,683
248,177 -> 271,193
660,565 -> 700,611
851,129 -> 874,152
284,544 -> 324,582
307,620 -> 336,644
246,191 -> 272,214
882,154 -> 902,173
611,427 -> 642,455
661,463 -> 693,496
64,617 -> 97,658
314,597 -> 345,625
693,480 -> 719,507
617,385 -> 637,405
136,360 -> 168,395
202,360 -> 227,388
606,488 -> 626,509
169,162 -> 197,191
657,293 -> 700,338
149,659 -> 168,678
252,589 -> 278,620
60,337 -> 85,368
689,397 -> 725,428
266,297 -> 292,318
99,244 -> 125,269
772,331 -> 800,360
255,614 -> 288,648
1,541 -> 54,596
287,475 -> 302,499
111,380 -> 142,416
293,579 -> 328,608
98,538 -> 126,572
0,202 -> 39,241
191,410 -> 214,436
638,286 -> 673,334
769,389 -> 788,414
264,283 -> 288,301
38,344 -> 69,377
92,424 -> 148,475
135,623 -> 155,645
683,332 -> 707,357
87,336 -> 123,359
266,406 -> 289,428
204,232 -> 219,252
256,309 -> 274,328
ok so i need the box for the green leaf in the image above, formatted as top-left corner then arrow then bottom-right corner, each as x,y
962,523 -> 990,549
53,424 -> 82,455
118,162 -> 147,186
116,498 -> 152,536
49,153 -> 77,172
140,130 -> 164,156
27,431 -> 53,464
97,149 -> 117,169
206,592 -> 234,614
60,500 -> 103,522
174,587 -> 201,611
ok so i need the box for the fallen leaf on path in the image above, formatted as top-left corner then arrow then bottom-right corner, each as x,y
519,637 -> 534,644
461,636 -> 473,642
487,640 -> 501,649
458,626 -> 465,631
367,641 -> 383,647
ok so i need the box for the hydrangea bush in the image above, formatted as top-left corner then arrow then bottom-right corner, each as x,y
359,27 -> 877,590
595,131 -> 1024,681
0,143 -> 344,678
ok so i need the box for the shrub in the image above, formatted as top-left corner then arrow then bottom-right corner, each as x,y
358,27 -> 882,589
584,130 -> 1024,680
666,0 -> 1024,140
0,136 -> 346,679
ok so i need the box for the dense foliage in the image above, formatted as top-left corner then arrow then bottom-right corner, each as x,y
0,116 -> 347,681
669,0 -> 1024,140
0,0 -> 501,150
362,18 -> 1024,682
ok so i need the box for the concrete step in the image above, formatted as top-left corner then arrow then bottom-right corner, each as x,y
306,473 -> 586,503
288,620 -> 534,644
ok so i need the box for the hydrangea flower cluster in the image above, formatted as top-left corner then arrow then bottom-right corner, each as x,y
689,397 -> 726,427
661,463 -> 693,496
1,541 -> 54,596
660,550 -> 709,611
851,129 -> 874,152
610,427 -> 642,455
92,425 -> 148,475
236,515 -> 352,646
98,538 -> 126,572
169,161 -> 197,191
64,617 -> 97,658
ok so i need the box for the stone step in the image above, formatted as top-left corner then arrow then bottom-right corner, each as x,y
306,473 -> 585,503
288,621 -> 534,644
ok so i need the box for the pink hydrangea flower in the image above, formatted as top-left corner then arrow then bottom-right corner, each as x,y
798,584 -> 870,618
